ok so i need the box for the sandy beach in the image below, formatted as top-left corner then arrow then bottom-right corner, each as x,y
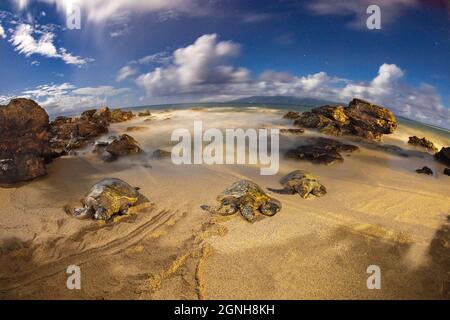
0,107 -> 449,299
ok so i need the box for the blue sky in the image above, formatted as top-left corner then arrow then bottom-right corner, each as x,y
0,0 -> 449,128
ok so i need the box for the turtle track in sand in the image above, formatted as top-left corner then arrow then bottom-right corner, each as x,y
0,204 -> 227,299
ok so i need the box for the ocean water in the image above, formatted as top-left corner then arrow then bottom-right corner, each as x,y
126,103 -> 450,146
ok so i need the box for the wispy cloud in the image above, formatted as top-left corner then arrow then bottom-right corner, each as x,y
18,83 -> 131,114
9,23 -> 93,66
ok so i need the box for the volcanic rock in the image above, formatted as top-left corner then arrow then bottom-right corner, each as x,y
435,147 -> 450,166
285,137 -> 359,165
0,98 -> 50,183
292,98 -> 397,140
408,136 -> 438,152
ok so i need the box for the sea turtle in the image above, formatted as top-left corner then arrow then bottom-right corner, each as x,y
201,180 -> 282,222
64,178 -> 148,220
268,170 -> 327,198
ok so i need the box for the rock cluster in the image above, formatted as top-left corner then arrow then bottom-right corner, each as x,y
408,136 -> 438,152
285,98 -> 397,140
49,109 -> 109,157
0,99 -> 50,183
1,99 -> 140,183
285,137 -> 359,165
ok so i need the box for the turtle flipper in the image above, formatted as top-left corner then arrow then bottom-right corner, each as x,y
312,184 -> 327,197
293,184 -> 310,198
201,203 -> 237,216
64,204 -> 92,219
239,204 -> 257,222
260,199 -> 282,217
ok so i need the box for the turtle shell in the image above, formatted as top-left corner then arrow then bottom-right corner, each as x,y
83,178 -> 141,220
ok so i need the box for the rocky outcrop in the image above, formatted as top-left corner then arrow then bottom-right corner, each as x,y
283,111 -> 301,119
280,128 -> 304,135
49,111 -> 109,157
95,134 -> 142,161
292,98 -> 397,140
152,149 -> 172,159
435,147 -> 450,166
138,110 -> 151,117
408,136 -> 438,152
126,126 -> 149,132
285,137 -> 359,165
0,99 -> 50,183
416,166 -> 433,175
110,108 -> 135,123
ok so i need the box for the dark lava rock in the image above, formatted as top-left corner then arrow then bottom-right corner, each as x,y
280,128 -> 305,135
408,136 -> 438,152
104,134 -> 142,161
138,110 -> 151,117
0,98 -> 50,183
152,149 -> 172,159
283,111 -> 301,119
110,108 -> 135,123
416,166 -> 433,175
435,147 -> 450,166
49,111 -> 109,157
285,137 -> 359,165
443,168 -> 450,176
292,98 -> 397,141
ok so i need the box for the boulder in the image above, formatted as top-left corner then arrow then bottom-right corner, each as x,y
110,108 -> 135,123
138,110 -> 151,117
292,98 -> 397,140
435,147 -> 450,166
0,98 -> 50,183
104,134 -> 142,161
152,149 -> 172,159
283,111 -> 301,119
416,166 -> 433,175
285,137 -> 359,165
408,136 -> 438,152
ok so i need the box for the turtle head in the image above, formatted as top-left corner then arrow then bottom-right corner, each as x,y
64,204 -> 92,219
312,184 -> 327,197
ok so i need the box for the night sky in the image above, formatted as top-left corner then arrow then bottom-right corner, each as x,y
0,0 -> 449,128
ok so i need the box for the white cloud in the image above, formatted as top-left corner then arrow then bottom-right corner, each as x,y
0,24 -> 6,39
116,66 -> 138,82
10,23 -> 57,57
18,83 -> 130,114
15,0 -> 203,23
9,23 -> 92,65
137,33 -> 250,96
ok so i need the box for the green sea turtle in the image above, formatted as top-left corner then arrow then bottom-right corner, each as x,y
64,178 -> 148,220
268,170 -> 327,198
201,180 -> 282,222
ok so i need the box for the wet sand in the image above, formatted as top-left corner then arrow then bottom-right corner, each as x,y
0,107 -> 449,299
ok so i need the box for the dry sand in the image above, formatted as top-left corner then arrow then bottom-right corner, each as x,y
0,107 -> 449,299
